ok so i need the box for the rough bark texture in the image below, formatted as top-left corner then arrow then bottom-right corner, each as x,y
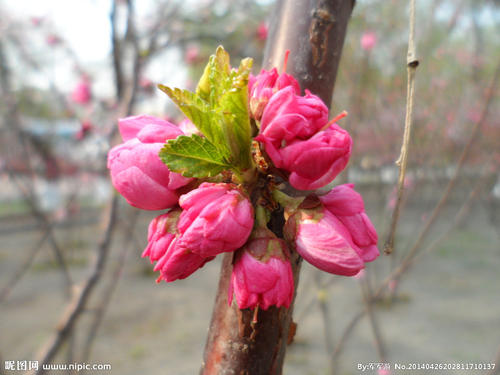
201,1 -> 354,374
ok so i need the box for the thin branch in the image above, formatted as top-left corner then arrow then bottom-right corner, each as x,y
331,164 -> 494,365
384,0 -> 419,255
32,196 -> 119,375
0,231 -> 48,303
386,59 -> 500,280
313,271 -> 334,364
110,0 -> 124,100
360,277 -> 387,362
6,171 -> 73,293
80,210 -> 139,364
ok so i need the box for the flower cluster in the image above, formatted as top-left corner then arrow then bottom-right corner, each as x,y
107,47 -> 379,311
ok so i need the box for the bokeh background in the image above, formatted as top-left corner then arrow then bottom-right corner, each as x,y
0,0 -> 499,374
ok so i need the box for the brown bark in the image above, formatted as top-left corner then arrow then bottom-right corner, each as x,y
201,1 -> 354,374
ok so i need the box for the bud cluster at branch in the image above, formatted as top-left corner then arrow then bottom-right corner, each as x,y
107,46 -> 379,311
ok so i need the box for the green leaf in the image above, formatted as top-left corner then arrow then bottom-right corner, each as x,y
159,134 -> 231,178
160,46 -> 255,178
218,56 -> 253,169
196,46 -> 231,103
157,84 -> 229,156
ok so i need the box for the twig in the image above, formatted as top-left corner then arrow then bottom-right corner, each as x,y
360,277 -> 387,362
0,231 -> 49,303
110,0 -> 124,100
80,210 -> 139,365
331,309 -> 364,375
386,59 -> 500,279
32,196 -> 119,375
331,165 -> 493,365
384,0 -> 419,255
6,171 -> 73,293
313,271 -> 334,365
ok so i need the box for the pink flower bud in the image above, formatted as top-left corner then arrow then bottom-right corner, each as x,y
319,184 -> 379,262
229,228 -> 294,310
258,87 -> 328,143
154,238 -> 215,282
107,115 -> 192,210
285,207 -> 366,276
248,70 -> 300,121
142,210 -> 181,263
71,79 -> 92,105
259,123 -> 352,191
177,183 -> 254,257
361,31 -> 377,51
143,210 -> 214,282
256,22 -> 268,41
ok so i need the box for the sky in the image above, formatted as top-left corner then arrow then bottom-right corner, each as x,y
2,0 -> 188,112
4,0 -> 113,63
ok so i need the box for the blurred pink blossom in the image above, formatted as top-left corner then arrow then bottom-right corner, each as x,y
467,109 -> 481,123
388,279 -> 398,292
71,79 -> 92,105
257,22 -> 268,41
31,17 -> 43,27
361,31 -> 377,51
46,34 -> 61,46
139,77 -> 154,93
185,45 -> 200,64
74,120 -> 93,140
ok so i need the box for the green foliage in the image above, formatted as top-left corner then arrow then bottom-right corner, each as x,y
159,134 -> 231,178
158,46 -> 254,179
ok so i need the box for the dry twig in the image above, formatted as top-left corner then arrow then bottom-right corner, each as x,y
384,0 -> 419,255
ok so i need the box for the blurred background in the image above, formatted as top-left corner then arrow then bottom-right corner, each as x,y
0,0 -> 499,374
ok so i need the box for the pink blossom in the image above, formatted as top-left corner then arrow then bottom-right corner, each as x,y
320,184 -> 379,261
46,34 -> 61,46
285,206 -> 374,276
143,210 -> 214,282
177,183 -> 254,257
388,279 -> 398,292
31,17 -> 43,27
71,79 -> 92,105
256,22 -> 268,41
154,238 -> 214,282
142,210 -> 181,263
107,115 -> 192,210
229,228 -> 294,310
360,31 -> 377,51
259,121 -> 351,191
248,69 -> 300,121
257,87 -> 328,143
185,45 -> 200,64
74,120 -> 93,140
139,77 -> 154,93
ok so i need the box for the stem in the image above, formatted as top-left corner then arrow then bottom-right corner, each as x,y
384,0 -> 419,255
255,205 -> 270,227
272,189 -> 304,214
201,1 -> 354,374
